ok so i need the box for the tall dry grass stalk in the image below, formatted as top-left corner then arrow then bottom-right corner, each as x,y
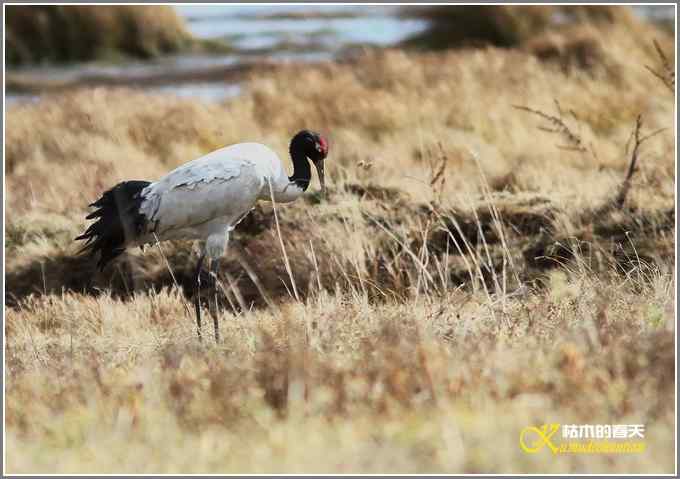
645,39 -> 675,93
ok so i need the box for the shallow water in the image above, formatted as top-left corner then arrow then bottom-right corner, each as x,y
177,5 -> 427,51
5,6 -> 427,104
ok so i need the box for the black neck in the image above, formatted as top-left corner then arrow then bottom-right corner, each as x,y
289,144 -> 311,191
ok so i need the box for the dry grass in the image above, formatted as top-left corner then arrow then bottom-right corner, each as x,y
4,14 -> 676,474
5,281 -> 675,473
400,5 -> 662,51
6,5 -> 197,65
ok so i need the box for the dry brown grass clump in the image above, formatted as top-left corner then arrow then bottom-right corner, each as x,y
6,5 -> 195,65
4,23 -> 675,473
401,5 -> 557,49
400,5 -> 672,73
5,268 -> 675,473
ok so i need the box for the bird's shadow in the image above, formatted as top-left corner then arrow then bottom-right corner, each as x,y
6,204 -> 286,309
5,246 -> 274,312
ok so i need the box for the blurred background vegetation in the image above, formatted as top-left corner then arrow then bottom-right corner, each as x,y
5,5 -> 674,101
6,5 -> 194,64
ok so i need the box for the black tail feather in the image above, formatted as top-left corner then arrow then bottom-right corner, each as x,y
76,180 -> 151,271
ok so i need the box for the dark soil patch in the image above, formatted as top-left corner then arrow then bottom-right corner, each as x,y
6,194 -> 673,309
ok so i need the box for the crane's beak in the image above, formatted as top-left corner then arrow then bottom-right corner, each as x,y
314,159 -> 326,195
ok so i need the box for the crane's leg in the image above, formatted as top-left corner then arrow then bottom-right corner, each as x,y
193,252 -> 206,342
204,231 -> 229,344
209,258 -> 221,344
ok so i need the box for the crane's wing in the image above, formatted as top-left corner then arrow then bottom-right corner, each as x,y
139,156 -> 265,237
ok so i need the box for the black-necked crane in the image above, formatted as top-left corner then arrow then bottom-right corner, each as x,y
76,130 -> 328,342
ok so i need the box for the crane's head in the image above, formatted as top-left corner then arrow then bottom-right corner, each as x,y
291,129 -> 329,194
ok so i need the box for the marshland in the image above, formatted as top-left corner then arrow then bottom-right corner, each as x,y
4,4 -> 676,474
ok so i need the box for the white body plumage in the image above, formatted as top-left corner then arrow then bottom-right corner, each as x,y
137,142 -> 305,257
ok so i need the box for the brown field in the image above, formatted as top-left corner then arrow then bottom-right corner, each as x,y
4,9 -> 676,474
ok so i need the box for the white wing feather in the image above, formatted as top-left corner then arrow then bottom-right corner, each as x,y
139,143 -> 284,240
